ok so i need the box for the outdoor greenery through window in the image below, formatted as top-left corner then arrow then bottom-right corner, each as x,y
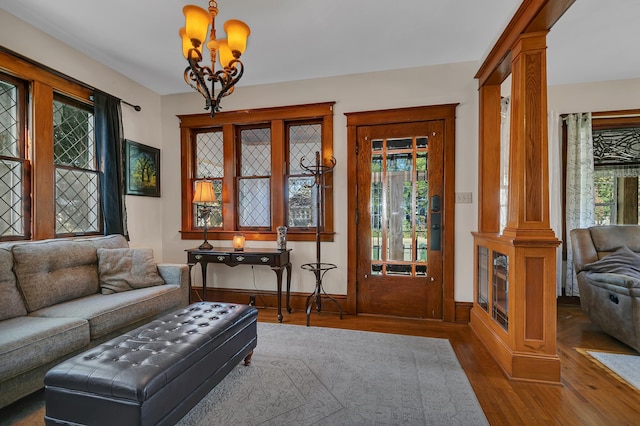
53,97 -> 99,235
180,102 -> 334,242
370,136 -> 428,276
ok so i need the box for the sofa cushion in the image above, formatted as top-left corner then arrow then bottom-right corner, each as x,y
12,240 -> 99,312
97,248 -> 165,295
584,246 -> 640,280
31,284 -> 183,340
0,248 -> 27,321
0,316 -> 88,382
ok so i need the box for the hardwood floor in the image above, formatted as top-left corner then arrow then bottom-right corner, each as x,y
2,304 -> 639,425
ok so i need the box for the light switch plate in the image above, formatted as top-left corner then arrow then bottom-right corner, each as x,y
455,192 -> 473,203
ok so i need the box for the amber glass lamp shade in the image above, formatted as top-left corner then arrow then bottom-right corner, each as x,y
179,27 -> 195,59
214,39 -> 235,69
224,19 -> 250,54
183,5 -> 211,46
193,181 -> 216,204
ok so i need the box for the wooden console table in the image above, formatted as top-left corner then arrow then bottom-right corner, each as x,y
186,247 -> 292,322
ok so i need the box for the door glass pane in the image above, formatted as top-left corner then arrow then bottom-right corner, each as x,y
371,154 -> 382,261
386,152 -> 412,262
387,138 -> 412,150
416,152 -> 428,262
369,134 -> 430,277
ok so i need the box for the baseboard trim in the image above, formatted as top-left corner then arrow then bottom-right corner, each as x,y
454,301 -> 473,323
190,287 -> 346,314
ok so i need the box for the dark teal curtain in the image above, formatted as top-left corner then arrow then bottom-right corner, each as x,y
94,90 -> 128,237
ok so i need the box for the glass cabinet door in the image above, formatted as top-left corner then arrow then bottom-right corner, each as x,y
492,251 -> 508,330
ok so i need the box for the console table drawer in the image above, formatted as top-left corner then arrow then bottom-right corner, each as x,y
188,253 -> 231,263
231,253 -> 274,264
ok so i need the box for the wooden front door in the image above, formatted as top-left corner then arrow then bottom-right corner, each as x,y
355,120 -> 444,318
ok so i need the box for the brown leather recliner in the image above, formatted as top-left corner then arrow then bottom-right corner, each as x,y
570,225 -> 640,352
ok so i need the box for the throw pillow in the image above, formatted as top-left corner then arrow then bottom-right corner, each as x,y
97,248 -> 165,295
0,248 -> 27,320
583,246 -> 640,280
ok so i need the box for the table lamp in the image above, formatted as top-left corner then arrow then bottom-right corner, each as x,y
193,180 -> 216,249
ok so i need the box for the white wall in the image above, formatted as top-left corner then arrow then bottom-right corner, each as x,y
0,10 -> 164,254
161,62 -> 480,302
2,8 -> 485,304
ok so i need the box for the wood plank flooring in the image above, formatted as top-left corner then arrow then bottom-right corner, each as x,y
2,304 -> 639,425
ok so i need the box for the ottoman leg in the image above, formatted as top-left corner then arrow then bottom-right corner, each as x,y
243,350 -> 254,366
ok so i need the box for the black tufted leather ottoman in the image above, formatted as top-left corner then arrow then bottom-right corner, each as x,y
44,302 -> 257,426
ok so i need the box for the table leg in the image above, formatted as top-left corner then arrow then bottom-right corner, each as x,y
273,266 -> 284,322
200,261 -> 208,302
286,263 -> 292,313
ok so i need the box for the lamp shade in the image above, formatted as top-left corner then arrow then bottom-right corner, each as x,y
224,19 -> 250,54
193,181 -> 216,203
179,27 -> 195,59
215,39 -> 235,69
183,5 -> 211,45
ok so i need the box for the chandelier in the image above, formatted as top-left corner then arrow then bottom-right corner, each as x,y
180,1 -> 250,117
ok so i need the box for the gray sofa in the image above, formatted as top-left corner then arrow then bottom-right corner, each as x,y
0,234 -> 189,409
570,225 -> 640,352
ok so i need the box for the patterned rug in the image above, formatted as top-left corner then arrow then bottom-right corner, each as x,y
178,322 -> 487,425
1,323 -> 487,426
584,349 -> 640,391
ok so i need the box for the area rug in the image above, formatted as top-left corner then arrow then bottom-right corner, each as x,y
584,349 -> 640,392
177,322 -> 487,425
0,323 -> 487,426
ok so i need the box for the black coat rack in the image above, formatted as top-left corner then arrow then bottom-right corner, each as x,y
300,151 -> 342,326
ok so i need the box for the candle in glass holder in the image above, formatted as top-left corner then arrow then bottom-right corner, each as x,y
232,234 -> 245,251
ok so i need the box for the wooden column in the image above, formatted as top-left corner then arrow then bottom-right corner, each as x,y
471,31 -> 562,384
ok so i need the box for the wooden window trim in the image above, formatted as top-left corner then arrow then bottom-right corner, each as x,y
179,102 -> 335,243
0,49 -> 93,241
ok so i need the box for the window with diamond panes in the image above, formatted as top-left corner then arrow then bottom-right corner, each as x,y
238,127 -> 271,228
53,97 -> 100,235
195,130 -> 224,228
179,102 -> 334,242
288,123 -> 321,228
0,77 -> 26,238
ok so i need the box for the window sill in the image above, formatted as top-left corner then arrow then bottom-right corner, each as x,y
180,230 -> 335,242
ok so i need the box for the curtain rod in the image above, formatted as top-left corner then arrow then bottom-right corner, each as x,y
121,100 -> 142,112
0,46 -> 141,112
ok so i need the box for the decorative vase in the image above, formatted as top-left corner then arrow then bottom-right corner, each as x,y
277,226 -> 287,250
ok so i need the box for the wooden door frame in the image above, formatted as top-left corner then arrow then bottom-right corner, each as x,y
345,104 -> 458,322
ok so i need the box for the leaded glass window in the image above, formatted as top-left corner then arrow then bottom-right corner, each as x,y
194,130 -> 223,228
53,97 -> 100,235
238,127 -> 271,228
288,123 -> 321,228
0,77 -> 26,238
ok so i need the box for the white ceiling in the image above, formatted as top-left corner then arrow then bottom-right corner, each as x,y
1,0 -> 639,95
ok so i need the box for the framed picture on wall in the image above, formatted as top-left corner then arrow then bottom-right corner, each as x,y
125,139 -> 161,197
